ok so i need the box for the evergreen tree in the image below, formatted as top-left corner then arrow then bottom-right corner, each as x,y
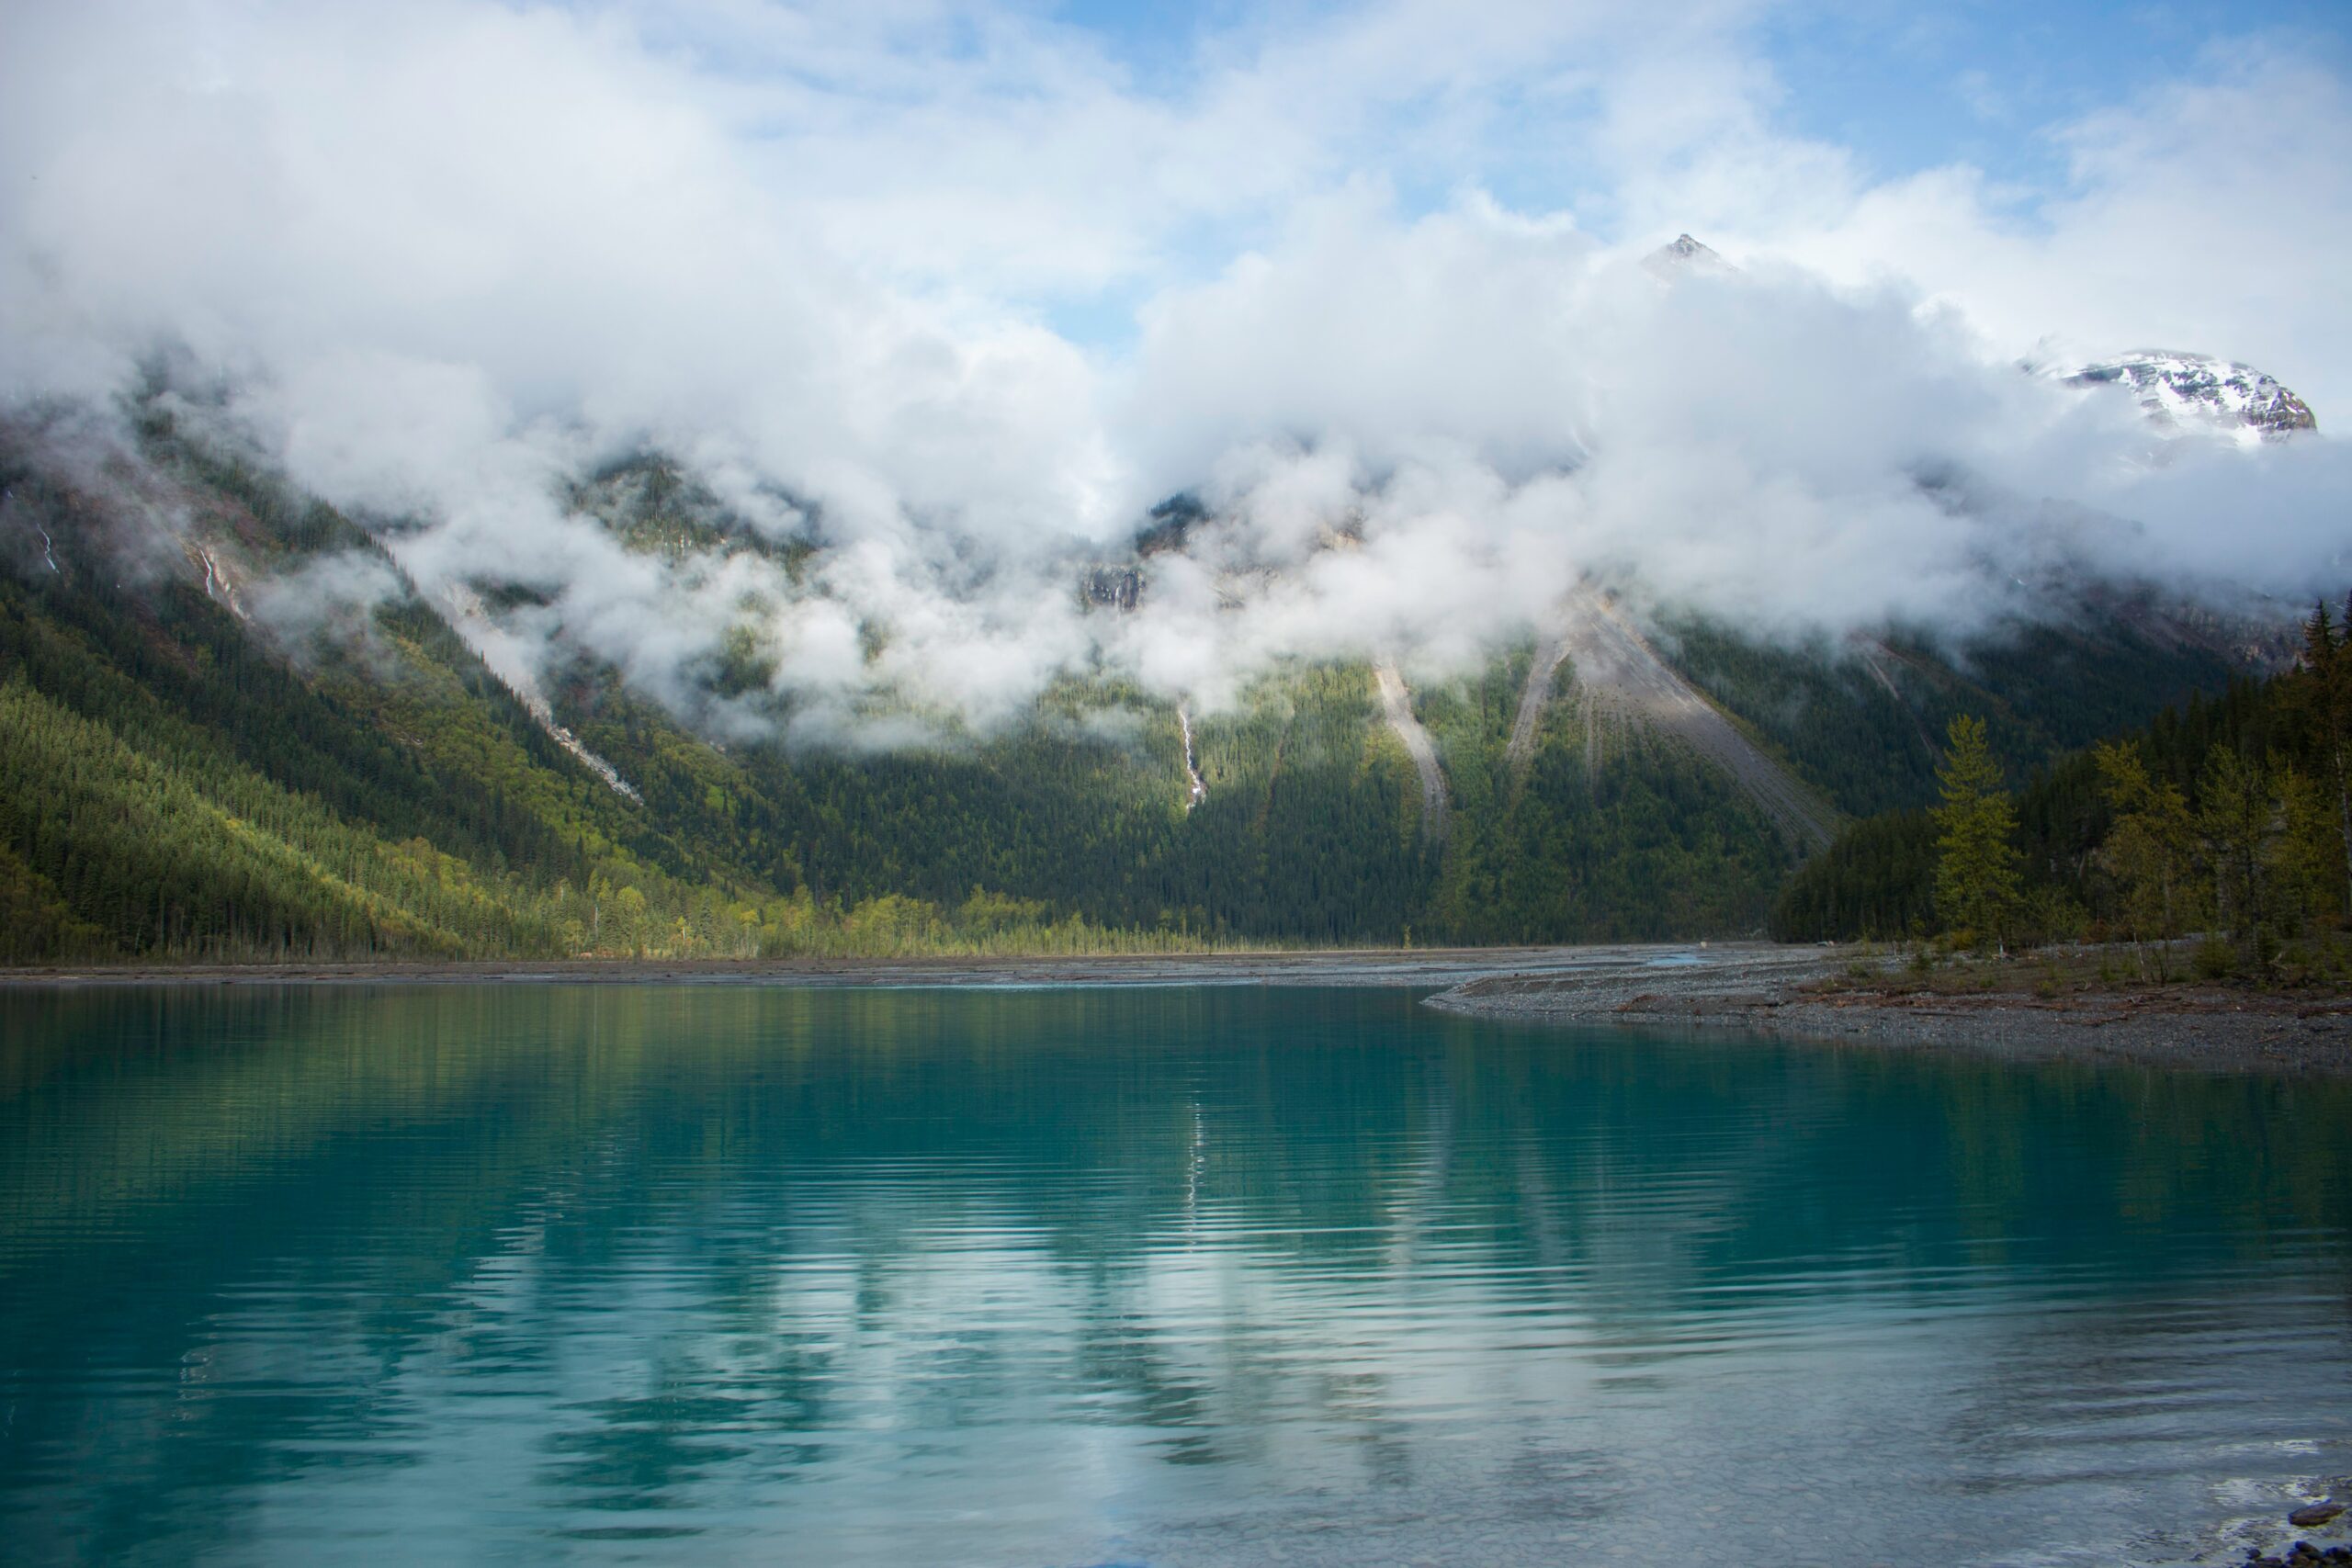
1932,715 -> 2023,951
2295,598 -> 2352,919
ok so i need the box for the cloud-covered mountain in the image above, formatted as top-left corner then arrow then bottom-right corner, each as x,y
0,2 -> 2346,964
2,3 -> 2346,755
2,384 -> 2290,957
2064,352 -> 2317,444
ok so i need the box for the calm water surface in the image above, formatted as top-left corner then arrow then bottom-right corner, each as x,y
1,985 -> 2347,1566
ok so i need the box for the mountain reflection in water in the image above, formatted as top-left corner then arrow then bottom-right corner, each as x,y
0,985 -> 2346,1566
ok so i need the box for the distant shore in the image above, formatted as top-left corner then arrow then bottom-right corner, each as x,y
1425,945 -> 2352,1077
0,944 -> 1656,991
6,942 -> 2349,1075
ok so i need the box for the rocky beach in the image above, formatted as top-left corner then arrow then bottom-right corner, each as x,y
1424,944 -> 2352,1077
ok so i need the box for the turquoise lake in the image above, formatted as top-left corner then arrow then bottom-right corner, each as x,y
1,984 -> 2347,1565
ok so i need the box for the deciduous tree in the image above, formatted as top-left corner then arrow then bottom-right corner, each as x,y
2198,745 -> 2274,954
2093,740 -> 2199,979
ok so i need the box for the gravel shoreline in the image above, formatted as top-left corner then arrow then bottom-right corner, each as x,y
1424,944 -> 2352,1077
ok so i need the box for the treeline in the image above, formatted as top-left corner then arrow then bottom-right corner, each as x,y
702,665 -> 1440,943
1773,602 -> 2352,974
0,661 -> 1235,964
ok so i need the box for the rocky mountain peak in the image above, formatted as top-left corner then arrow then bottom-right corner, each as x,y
2065,350 -> 2317,443
1642,232 -> 1732,278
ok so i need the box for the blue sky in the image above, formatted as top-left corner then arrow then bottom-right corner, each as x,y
1759,0 -> 2352,185
14,0 -> 2352,388
1050,0 -> 2352,188
1052,2 -> 2352,201
995,0 -> 2352,351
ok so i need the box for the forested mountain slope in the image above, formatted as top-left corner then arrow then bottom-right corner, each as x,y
1770,635 -> 2352,955
0,409 -> 2281,961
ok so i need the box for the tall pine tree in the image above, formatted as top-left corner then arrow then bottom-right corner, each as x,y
2297,598 -> 2352,919
1933,714 -> 2023,952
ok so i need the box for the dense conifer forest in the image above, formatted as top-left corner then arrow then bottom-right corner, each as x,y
1774,604 -> 2352,965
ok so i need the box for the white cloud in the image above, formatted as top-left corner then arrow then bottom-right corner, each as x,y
0,1 -> 2346,739
1755,45 -> 2352,420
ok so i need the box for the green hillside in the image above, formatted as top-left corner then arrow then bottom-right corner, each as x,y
0,413 -> 2277,963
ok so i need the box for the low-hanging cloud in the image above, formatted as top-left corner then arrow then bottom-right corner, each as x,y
2,0 -> 2346,744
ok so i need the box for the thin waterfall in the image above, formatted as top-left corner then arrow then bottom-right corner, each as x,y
1177,704 -> 1206,811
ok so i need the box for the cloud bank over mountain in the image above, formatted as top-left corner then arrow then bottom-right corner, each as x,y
2,0 -> 2347,740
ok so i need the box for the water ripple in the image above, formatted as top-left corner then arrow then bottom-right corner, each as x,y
0,984 -> 2346,1566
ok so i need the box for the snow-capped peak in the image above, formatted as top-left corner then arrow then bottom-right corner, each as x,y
2064,350 -> 2316,445
1642,233 -> 1732,279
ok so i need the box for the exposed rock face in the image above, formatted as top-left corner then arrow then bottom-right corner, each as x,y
439,581 -> 643,804
1082,565 -> 1141,611
1524,585 -> 1838,853
2067,350 -> 2317,442
1373,660 -> 1448,843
